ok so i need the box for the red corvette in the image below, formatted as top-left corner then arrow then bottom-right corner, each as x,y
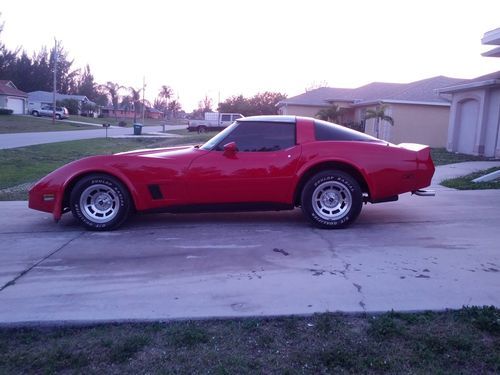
29,116 -> 435,230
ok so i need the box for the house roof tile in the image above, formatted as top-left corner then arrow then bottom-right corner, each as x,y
0,81 -> 28,97
279,76 -> 464,108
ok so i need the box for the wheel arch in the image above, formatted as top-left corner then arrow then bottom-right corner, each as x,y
62,170 -> 137,213
293,161 -> 370,206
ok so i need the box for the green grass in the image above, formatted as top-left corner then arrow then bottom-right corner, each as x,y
0,114 -> 96,133
441,167 -> 500,190
431,148 -> 497,166
0,307 -> 499,374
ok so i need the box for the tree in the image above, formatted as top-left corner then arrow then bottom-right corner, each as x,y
191,95 -> 213,119
217,95 -> 251,115
77,65 -> 96,100
49,41 -> 79,94
167,99 -> 182,119
364,104 -> 394,139
100,81 -> 123,120
249,92 -> 287,115
217,92 -> 287,116
159,85 -> 173,118
316,104 -> 344,123
129,86 -> 142,123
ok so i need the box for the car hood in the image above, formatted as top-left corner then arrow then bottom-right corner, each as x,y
115,145 -> 199,159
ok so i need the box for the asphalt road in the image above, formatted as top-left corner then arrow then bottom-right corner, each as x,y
0,124 -> 186,149
0,186 -> 499,324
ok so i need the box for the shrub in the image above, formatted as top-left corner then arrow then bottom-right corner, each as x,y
0,108 -> 14,115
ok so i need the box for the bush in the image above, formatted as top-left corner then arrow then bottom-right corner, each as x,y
0,108 -> 14,115
57,99 -> 79,115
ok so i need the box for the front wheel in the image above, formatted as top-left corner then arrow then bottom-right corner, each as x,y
301,170 -> 363,229
70,174 -> 131,231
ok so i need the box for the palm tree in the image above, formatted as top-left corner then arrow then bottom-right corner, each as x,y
159,85 -> 173,118
364,104 -> 394,139
100,81 -> 124,120
129,87 -> 142,123
167,99 -> 182,119
316,104 -> 345,123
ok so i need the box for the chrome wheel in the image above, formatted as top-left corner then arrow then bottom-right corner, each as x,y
311,180 -> 353,221
79,184 -> 119,224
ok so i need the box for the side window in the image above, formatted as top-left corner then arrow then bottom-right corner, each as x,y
220,114 -> 231,122
216,121 -> 295,152
231,114 -> 242,121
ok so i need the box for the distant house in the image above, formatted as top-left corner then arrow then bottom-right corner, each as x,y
277,76 -> 464,147
100,105 -> 164,120
0,80 -> 28,114
438,28 -> 500,158
27,91 -> 97,115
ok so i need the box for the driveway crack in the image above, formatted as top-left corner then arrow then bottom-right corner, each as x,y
0,232 -> 84,292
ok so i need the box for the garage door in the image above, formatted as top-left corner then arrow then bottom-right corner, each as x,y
8,98 -> 24,114
456,99 -> 479,154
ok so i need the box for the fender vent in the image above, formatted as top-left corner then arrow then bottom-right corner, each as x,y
148,184 -> 163,200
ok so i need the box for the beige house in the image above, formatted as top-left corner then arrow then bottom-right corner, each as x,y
278,76 -> 463,147
437,28 -> 500,158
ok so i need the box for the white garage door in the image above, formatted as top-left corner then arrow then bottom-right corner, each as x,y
8,98 -> 24,114
456,99 -> 479,154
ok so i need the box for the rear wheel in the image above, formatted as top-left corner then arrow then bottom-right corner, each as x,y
197,125 -> 207,133
32,110 -> 39,117
55,114 -> 61,120
301,170 -> 362,229
70,174 -> 131,231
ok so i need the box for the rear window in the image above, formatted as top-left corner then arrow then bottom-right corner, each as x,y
314,119 -> 376,141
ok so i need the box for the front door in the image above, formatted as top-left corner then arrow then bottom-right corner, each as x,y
186,120 -> 300,204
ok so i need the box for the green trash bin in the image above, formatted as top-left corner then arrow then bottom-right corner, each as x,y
133,123 -> 143,135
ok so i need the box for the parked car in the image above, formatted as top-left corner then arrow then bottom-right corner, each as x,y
29,115 -> 435,230
31,105 -> 69,120
188,112 -> 243,133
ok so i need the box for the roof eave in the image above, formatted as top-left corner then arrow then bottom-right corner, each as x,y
482,46 -> 500,57
351,99 -> 450,107
438,79 -> 500,93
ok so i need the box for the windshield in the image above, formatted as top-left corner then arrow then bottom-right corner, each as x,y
200,121 -> 239,150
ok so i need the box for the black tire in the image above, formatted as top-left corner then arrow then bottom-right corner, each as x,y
32,110 -> 39,117
301,170 -> 363,229
197,126 -> 207,133
70,174 -> 131,231
55,114 -> 61,120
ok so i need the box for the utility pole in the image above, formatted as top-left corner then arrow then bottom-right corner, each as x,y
52,38 -> 58,125
141,76 -> 146,124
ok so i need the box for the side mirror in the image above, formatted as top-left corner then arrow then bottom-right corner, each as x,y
223,141 -> 237,155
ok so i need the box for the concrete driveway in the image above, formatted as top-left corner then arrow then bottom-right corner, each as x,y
0,180 -> 499,323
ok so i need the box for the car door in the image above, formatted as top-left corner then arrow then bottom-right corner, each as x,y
186,121 -> 301,204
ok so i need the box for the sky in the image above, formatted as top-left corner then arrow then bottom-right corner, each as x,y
1,0 -> 500,111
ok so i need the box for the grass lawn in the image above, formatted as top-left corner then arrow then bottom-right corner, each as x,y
0,132 -> 212,200
0,307 -> 498,374
431,148 -> 497,166
441,167 -> 500,190
0,115 -> 96,133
